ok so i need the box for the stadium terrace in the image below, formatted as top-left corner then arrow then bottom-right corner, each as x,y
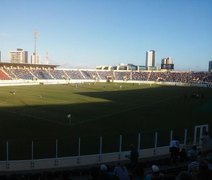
0,62 -> 212,86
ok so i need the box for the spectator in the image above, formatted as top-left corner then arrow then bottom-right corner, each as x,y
127,144 -> 139,170
114,162 -> 130,180
188,160 -> 199,179
169,136 -> 180,164
144,165 -> 164,180
201,131 -> 210,154
187,145 -> 199,161
97,164 -> 112,180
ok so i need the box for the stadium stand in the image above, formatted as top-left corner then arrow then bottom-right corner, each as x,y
132,71 -> 150,81
10,69 -> 34,80
48,69 -> 69,80
114,71 -> 131,81
0,61 -> 212,84
81,70 -> 98,80
148,71 -> 168,82
97,70 -> 114,80
3,68 -> 17,79
65,70 -> 84,79
30,69 -> 53,80
0,69 -> 11,80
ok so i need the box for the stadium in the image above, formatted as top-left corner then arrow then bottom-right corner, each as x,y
0,62 -> 212,179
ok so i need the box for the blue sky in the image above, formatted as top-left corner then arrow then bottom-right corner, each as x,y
0,0 -> 212,71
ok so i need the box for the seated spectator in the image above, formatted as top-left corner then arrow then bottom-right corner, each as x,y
201,131 -> 210,145
188,160 -> 199,179
97,164 -> 114,180
187,145 -> 200,161
114,162 -> 130,180
144,165 -> 164,180
201,131 -> 211,154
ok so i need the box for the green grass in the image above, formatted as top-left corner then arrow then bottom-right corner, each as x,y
0,83 -> 211,160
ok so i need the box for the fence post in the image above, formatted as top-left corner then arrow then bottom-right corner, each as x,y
154,132 -> 158,155
138,132 -> 141,150
55,139 -> 58,166
137,132 -> 141,157
77,137 -> 81,164
184,129 -> 188,146
31,140 -> 34,168
193,126 -> 197,145
119,135 -> 122,160
55,139 -> 58,158
99,136 -> 102,162
199,127 -> 203,145
6,141 -> 9,169
32,140 -> 34,160
170,130 -> 173,143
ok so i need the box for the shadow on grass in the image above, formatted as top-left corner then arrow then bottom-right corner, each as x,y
0,85 -> 211,160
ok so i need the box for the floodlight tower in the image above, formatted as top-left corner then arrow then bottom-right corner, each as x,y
46,51 -> 49,64
34,31 -> 38,62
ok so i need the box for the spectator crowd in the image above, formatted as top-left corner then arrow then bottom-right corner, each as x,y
0,68 -> 212,85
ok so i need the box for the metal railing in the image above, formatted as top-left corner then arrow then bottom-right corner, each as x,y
1,124 -> 208,173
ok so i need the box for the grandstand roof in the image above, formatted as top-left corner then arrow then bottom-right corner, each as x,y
0,62 -> 59,69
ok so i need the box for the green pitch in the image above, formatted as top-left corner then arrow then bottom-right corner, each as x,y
0,83 -> 211,160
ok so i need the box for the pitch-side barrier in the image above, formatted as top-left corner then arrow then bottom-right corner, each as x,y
0,124 -> 209,173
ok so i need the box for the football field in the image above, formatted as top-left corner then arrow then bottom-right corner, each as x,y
0,83 -> 211,160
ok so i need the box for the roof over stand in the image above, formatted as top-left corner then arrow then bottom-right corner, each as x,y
0,62 -> 59,70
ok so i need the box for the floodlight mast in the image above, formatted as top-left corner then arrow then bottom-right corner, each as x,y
46,51 -> 49,64
34,31 -> 38,62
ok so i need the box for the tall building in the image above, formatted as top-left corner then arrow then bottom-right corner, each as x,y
161,57 -> 174,70
209,61 -> 212,72
9,49 -> 28,63
31,53 -> 40,64
146,50 -> 155,69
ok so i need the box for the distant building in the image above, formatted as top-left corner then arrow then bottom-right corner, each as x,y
146,50 -> 155,69
96,64 -> 141,71
209,61 -> 212,72
138,65 -> 147,70
9,49 -> 28,63
96,65 -> 112,70
31,53 -> 40,64
161,57 -> 174,70
118,64 -> 138,71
